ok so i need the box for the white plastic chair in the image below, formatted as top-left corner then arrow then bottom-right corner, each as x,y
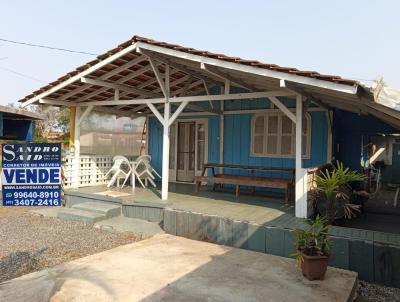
122,155 -> 161,188
105,156 -> 132,188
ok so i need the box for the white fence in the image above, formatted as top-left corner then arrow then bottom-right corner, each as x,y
63,155 -> 135,188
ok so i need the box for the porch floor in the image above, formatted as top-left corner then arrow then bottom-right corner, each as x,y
67,183 -> 400,246
68,183 -> 302,227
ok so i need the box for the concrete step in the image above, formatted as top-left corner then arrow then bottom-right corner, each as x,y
58,208 -> 106,224
72,201 -> 121,218
94,216 -> 164,238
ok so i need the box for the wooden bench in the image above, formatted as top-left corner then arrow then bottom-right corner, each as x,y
195,164 -> 294,202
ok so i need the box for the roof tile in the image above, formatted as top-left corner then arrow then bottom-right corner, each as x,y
19,35 -> 358,102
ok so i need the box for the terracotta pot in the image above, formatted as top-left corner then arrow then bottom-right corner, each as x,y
301,253 -> 329,280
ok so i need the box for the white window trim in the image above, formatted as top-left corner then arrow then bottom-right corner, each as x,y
250,112 -> 312,159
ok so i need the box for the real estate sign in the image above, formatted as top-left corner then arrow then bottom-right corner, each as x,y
1,143 -> 62,206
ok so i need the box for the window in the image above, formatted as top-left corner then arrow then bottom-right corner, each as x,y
251,113 -> 311,158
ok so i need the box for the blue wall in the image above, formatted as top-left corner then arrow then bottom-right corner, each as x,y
0,113 -> 34,141
333,110 -> 397,171
223,111 -> 327,177
148,99 -> 329,180
148,115 -> 220,176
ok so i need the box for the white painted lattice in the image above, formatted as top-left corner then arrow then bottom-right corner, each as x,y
63,155 -> 135,188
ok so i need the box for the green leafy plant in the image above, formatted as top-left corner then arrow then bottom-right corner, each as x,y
291,215 -> 331,266
315,161 -> 365,224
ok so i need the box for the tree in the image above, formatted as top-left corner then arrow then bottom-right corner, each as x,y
29,105 -> 70,142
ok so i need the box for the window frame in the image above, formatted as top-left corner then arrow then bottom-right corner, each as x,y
250,112 -> 312,159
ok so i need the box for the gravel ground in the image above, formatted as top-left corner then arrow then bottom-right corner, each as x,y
0,207 -> 140,283
357,281 -> 400,302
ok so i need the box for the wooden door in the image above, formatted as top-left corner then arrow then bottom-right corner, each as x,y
177,122 -> 196,182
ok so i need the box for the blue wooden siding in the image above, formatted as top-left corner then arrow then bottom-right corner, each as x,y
223,96 -> 295,111
223,111 -> 327,180
148,117 -> 163,174
148,115 -> 220,176
148,105 -> 328,179
333,110 -> 397,171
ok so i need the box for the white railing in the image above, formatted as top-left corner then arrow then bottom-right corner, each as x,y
63,155 -> 135,188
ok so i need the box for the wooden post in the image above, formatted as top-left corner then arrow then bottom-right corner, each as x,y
161,65 -> 170,200
161,102 -> 170,200
295,95 -> 307,218
71,106 -> 81,188
69,107 -> 76,148
326,111 -> 333,163
219,81 -> 229,173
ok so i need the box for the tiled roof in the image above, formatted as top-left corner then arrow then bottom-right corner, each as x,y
19,35 -> 358,103
132,36 -> 356,85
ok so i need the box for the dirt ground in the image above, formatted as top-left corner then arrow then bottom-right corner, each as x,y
0,206 -> 33,217
0,206 -> 140,283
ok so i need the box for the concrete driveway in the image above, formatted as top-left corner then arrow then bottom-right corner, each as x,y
0,234 -> 357,302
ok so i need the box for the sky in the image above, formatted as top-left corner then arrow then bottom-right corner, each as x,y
0,1 -> 399,105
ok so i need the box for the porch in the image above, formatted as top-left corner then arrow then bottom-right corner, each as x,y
66,182 -> 400,241
66,182 -> 298,226
22,36 -> 396,219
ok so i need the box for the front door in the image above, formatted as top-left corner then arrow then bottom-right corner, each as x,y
177,122 -> 196,182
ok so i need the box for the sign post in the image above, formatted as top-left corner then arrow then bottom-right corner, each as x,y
1,143 -> 62,206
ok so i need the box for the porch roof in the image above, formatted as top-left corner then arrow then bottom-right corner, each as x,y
18,35 -> 400,128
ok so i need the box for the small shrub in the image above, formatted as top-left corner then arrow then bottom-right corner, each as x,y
291,215 -> 331,266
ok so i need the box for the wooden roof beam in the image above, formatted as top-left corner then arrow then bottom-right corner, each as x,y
137,48 -> 221,87
281,80 -> 333,112
116,70 -> 182,110
75,64 -> 156,102
81,77 -> 160,98
200,63 -> 256,91
22,42 -> 138,107
59,55 -> 147,101
136,41 -> 359,95
145,56 -> 167,97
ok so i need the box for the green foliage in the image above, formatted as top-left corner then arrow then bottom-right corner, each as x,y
32,107 -> 70,140
315,161 -> 365,223
32,136 -> 48,143
291,215 -> 331,265
316,161 -> 365,198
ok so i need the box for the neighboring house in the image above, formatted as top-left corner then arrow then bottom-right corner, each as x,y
0,105 -> 44,141
80,131 -> 143,156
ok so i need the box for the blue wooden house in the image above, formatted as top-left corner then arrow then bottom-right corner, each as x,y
18,36 -> 400,219
16,36 -> 400,287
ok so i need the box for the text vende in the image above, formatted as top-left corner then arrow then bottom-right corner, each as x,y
1,168 -> 61,185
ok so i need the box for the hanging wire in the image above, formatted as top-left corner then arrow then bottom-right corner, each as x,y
0,38 -> 98,56
0,66 -> 45,83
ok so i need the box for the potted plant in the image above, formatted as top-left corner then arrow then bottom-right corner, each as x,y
292,215 -> 331,280
314,161 -> 365,225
